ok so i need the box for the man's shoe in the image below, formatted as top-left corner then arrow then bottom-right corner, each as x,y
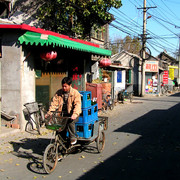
70,139 -> 77,145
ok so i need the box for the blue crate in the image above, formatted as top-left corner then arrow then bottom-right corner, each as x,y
79,91 -> 92,108
78,104 -> 98,123
78,106 -> 92,123
75,119 -> 98,138
92,104 -> 98,120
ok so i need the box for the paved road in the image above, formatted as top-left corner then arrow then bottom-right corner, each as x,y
0,93 -> 180,180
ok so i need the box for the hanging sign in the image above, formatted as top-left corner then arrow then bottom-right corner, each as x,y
169,68 -> 174,80
145,61 -> 158,72
163,70 -> 168,84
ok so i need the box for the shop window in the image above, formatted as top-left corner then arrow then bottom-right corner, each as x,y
91,27 -> 104,41
126,70 -> 131,83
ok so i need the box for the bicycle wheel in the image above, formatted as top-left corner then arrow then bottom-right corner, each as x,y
25,121 -> 33,132
43,144 -> 58,174
39,105 -> 46,126
34,113 -> 41,135
96,131 -> 105,153
161,87 -> 164,95
109,103 -> 114,111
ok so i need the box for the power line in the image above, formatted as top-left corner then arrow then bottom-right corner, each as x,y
148,0 -> 177,24
160,0 -> 180,21
113,20 -> 140,35
111,9 -> 177,47
151,17 -> 179,37
147,12 -> 180,29
109,2 -> 179,56
111,8 -> 142,29
109,23 -> 132,36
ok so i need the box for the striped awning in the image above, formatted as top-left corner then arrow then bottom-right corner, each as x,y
18,31 -> 111,56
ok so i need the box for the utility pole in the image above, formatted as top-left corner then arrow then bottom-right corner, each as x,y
141,0 -> 147,97
138,0 -> 156,96
178,36 -> 180,85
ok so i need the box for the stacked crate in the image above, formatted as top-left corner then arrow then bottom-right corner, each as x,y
76,91 -> 98,138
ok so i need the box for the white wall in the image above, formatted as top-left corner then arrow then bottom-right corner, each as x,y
1,32 -> 36,130
20,48 -> 36,130
114,70 -> 126,97
1,33 -> 21,117
91,61 -> 99,80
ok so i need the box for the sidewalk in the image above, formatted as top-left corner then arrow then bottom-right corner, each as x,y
0,126 -> 21,138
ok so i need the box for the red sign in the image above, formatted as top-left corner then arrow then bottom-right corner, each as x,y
163,70 -> 168,84
145,61 -> 158,72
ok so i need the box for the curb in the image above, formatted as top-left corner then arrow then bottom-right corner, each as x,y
0,127 -> 21,138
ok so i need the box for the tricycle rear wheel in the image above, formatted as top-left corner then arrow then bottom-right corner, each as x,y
96,131 -> 105,153
43,144 -> 58,174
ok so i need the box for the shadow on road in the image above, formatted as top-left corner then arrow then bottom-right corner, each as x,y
10,138 -> 51,174
170,92 -> 180,97
9,137 -> 100,174
78,102 -> 180,180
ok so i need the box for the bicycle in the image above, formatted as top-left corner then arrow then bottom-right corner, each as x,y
161,83 -> 168,95
118,89 -> 133,104
43,111 -> 108,174
23,102 -> 46,135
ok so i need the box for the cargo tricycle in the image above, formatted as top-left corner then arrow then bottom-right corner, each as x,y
43,111 -> 108,174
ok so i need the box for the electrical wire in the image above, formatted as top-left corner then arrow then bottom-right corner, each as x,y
160,0 -> 180,21
109,0 -> 179,56
147,12 -> 180,29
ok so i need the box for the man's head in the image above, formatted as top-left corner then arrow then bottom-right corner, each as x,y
62,77 -> 72,92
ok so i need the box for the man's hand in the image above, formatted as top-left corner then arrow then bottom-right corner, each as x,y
71,114 -> 78,120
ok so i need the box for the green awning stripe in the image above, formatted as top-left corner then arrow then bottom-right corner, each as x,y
18,31 -> 111,56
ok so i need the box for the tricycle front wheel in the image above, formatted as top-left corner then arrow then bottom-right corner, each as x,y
43,144 -> 58,174
96,131 -> 105,153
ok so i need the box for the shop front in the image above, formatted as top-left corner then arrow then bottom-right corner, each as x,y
145,61 -> 159,94
0,24 -> 111,129
18,30 -> 111,109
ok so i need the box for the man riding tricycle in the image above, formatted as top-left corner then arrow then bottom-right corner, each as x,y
43,77 -> 108,174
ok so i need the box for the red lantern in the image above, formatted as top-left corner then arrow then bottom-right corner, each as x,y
99,58 -> 111,67
40,51 -> 57,61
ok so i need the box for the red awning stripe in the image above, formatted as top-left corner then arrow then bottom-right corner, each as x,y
0,24 -> 99,48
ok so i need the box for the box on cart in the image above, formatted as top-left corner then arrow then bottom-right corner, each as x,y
79,91 -> 92,108
78,103 -> 98,123
75,119 -> 98,138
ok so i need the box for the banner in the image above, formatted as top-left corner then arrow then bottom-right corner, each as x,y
169,68 -> 174,80
163,70 -> 168,84
145,61 -> 158,72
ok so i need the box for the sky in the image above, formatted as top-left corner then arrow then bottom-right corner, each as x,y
109,0 -> 180,58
